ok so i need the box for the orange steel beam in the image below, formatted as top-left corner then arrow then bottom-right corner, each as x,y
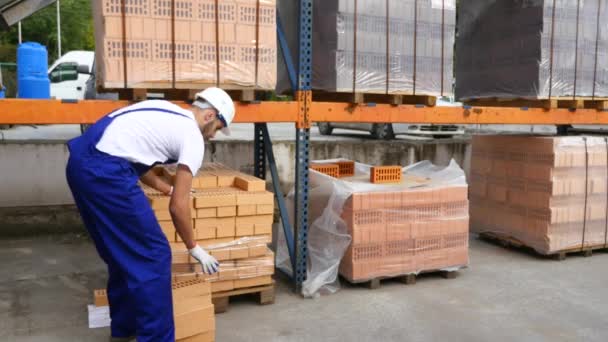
310,102 -> 608,125
0,99 -> 298,124
1,99 -> 608,125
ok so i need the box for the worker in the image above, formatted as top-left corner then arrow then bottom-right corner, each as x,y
65,87 -> 235,341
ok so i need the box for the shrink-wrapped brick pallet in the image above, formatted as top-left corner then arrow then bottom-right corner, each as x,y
143,163 -> 275,294
456,0 -> 608,101
470,135 -> 608,255
93,0 -> 277,90
277,159 -> 469,296
277,0 -> 455,96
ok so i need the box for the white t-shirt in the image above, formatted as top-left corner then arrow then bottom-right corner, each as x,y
96,100 -> 204,175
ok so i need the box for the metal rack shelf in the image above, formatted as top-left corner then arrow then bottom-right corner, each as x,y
1,0 -> 607,292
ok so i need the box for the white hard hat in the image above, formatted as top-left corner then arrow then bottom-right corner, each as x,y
195,87 -> 235,135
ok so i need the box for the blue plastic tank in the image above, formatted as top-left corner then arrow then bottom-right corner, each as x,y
17,42 -> 50,99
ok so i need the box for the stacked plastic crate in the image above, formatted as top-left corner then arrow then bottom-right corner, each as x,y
144,163 -> 275,294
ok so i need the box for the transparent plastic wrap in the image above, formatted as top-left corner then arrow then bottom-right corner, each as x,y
277,158 -> 468,297
470,135 -> 608,255
172,248 -> 275,283
455,0 -> 608,101
277,0 -> 455,96
93,0 -> 277,90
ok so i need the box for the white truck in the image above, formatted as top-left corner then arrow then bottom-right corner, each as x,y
48,50 -> 94,100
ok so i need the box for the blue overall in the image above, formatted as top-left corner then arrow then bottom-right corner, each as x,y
66,106 -> 191,341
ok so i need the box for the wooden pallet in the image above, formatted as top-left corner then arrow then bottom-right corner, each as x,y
343,270 -> 459,290
104,87 -> 271,102
312,92 -> 437,106
211,281 -> 275,314
479,232 -> 608,261
465,97 -> 608,110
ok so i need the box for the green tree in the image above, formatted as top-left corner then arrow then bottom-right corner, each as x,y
0,0 -> 94,64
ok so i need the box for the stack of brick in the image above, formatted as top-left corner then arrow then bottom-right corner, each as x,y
94,279 -> 215,341
339,186 -> 469,282
470,135 -> 608,254
93,0 -> 277,90
144,163 -> 275,293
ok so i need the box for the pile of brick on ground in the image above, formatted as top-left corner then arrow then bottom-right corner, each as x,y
470,135 -> 608,255
311,160 -> 469,284
145,163 -> 275,293
94,279 -> 215,341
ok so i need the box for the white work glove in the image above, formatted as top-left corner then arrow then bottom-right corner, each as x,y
189,245 -> 219,274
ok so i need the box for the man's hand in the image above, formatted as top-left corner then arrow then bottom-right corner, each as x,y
189,245 -> 219,274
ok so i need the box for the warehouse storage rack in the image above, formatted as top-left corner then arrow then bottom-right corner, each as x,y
1,0 -> 608,292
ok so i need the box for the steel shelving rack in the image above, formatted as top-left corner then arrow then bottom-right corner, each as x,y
1,0 -> 608,292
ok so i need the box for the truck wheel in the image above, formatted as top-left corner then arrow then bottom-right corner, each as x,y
317,122 -> 333,135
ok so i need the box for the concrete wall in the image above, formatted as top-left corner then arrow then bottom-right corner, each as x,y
0,138 -> 471,235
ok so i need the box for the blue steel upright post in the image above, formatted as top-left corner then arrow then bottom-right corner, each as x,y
294,0 -> 313,292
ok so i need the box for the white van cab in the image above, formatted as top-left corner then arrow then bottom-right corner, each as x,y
48,50 -> 94,100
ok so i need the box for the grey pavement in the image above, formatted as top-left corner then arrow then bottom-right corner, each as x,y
1,234 -> 607,342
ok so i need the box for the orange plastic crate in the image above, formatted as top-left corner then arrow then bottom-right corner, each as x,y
370,166 -> 402,184
310,163 -> 340,178
336,161 -> 355,178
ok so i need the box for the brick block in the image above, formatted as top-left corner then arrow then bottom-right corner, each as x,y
172,278 -> 211,300
174,305 -> 215,340
310,163 -> 340,178
216,217 -> 236,238
177,331 -> 215,342
234,275 -> 272,289
236,224 -> 255,237
257,204 -> 274,215
249,244 -> 268,257
148,195 -> 171,210
194,190 -> 237,208
154,210 -> 172,221
196,208 -> 217,218
159,220 -> 177,242
211,280 -> 234,293
254,224 -> 272,235
209,248 -> 231,261
94,289 -> 108,307
212,172 -> 236,187
234,175 -> 266,192
217,206 -> 237,217
236,215 -> 273,226
194,171 -> 218,189
370,166 -> 402,184
336,161 -> 355,177
229,246 -> 249,259
238,205 -> 257,216
236,191 -> 274,205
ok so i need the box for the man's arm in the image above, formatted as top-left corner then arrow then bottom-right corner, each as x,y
140,169 -> 173,195
170,164 -> 196,249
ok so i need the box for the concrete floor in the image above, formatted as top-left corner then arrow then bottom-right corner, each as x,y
1,235 -> 607,342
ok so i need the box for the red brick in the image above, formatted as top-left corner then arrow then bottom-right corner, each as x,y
237,205 -> 257,216
256,204 -> 274,215
94,289 -> 108,307
310,163 -> 340,178
234,175 -> 266,192
236,191 -> 274,206
336,161 -> 355,177
370,166 -> 402,184
217,206 -> 237,217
